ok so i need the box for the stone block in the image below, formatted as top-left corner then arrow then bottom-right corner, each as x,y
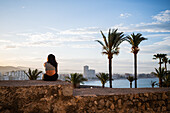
118,99 -> 122,108
162,106 -> 166,111
99,99 -> 105,107
162,92 -> 168,100
110,104 -> 115,110
62,85 -> 73,96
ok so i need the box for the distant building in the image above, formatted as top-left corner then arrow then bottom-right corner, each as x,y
83,65 -> 96,79
125,73 -> 133,78
58,74 -> 70,81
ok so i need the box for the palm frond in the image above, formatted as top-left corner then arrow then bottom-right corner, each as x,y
100,30 -> 108,47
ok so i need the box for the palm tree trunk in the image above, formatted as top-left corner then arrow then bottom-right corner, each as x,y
134,53 -> 137,88
109,58 -> 112,88
73,84 -> 76,88
102,83 -> 104,88
159,78 -> 162,87
165,63 -> 167,72
159,58 -> 161,69
130,82 -> 132,88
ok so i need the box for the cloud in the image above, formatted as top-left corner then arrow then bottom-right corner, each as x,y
5,45 -> 17,49
0,40 -> 11,43
22,6 -> 25,9
112,22 -> 170,33
0,40 -> 18,49
113,10 -> 170,33
140,34 -> 170,55
16,29 -> 99,48
59,27 -> 101,35
152,10 -> 170,22
120,13 -> 131,18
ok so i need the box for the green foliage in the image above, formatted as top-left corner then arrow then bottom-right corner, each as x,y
153,67 -> 166,79
162,56 -> 170,71
126,76 -> 135,88
96,73 -> 109,88
162,71 -> 170,87
153,67 -> 166,87
65,73 -> 88,88
125,33 -> 147,54
24,68 -> 42,80
127,76 -> 135,83
153,54 -> 167,66
150,81 -> 157,88
96,29 -> 125,58
153,54 -> 167,60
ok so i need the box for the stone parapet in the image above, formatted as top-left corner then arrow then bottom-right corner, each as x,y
0,80 -> 169,113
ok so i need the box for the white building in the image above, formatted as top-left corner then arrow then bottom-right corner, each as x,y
83,65 -> 96,79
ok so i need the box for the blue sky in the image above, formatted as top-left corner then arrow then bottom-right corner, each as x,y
0,0 -> 170,74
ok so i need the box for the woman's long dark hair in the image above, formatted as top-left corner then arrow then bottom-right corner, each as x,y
47,54 -> 57,71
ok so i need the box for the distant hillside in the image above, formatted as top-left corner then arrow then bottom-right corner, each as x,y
0,66 -> 29,75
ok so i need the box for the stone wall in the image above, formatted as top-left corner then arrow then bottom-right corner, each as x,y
0,81 -> 169,113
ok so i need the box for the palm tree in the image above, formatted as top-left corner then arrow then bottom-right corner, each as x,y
125,33 -> 147,88
153,54 -> 167,70
96,29 -> 125,88
127,76 -> 134,88
162,71 -> 170,87
150,81 -> 157,88
65,73 -> 88,88
24,68 -> 42,80
153,67 -> 166,87
162,56 -> 170,72
96,73 -> 109,88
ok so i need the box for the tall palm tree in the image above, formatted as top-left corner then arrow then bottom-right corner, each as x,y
24,68 -> 42,80
96,29 -> 125,88
127,76 -> 134,88
125,33 -> 147,88
96,73 -> 109,88
153,67 -> 166,87
153,54 -> 167,70
162,56 -> 170,72
65,73 -> 88,88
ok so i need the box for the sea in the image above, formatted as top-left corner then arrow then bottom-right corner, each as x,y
81,78 -> 159,88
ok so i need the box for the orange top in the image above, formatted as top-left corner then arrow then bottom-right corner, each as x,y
44,62 -> 56,76
46,70 -> 56,76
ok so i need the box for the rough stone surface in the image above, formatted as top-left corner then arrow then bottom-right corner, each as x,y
0,80 -> 170,113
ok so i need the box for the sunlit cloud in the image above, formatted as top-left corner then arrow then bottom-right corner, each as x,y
152,10 -> 170,22
113,10 -> 170,33
59,27 -> 101,35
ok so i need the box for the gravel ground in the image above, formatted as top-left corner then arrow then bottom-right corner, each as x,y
74,87 -> 170,96
0,80 -> 70,86
0,80 -> 169,96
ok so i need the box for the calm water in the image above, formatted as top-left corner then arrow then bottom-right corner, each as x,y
82,78 -> 159,88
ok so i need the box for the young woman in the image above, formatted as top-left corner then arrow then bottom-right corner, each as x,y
43,54 -> 58,81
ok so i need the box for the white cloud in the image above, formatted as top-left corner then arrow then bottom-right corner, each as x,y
5,45 -> 17,49
113,10 -> 170,33
0,40 -> 11,43
59,27 -> 101,35
120,13 -> 131,18
112,22 -> 170,33
141,35 -> 170,55
152,10 -> 170,22
15,29 -> 99,48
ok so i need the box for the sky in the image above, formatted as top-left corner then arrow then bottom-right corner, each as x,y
0,0 -> 170,74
